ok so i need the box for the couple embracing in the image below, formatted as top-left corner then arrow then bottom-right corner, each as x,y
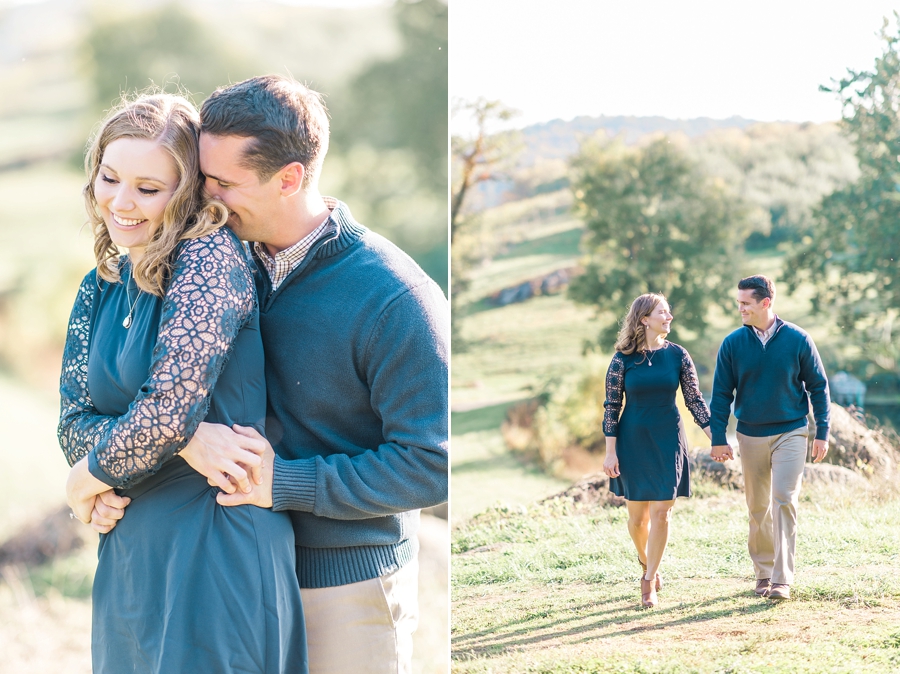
602,276 -> 830,608
60,75 -> 448,673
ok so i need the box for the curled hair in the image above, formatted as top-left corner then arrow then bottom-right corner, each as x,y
83,92 -> 228,296
737,274 -> 775,303
614,293 -> 667,356
200,74 -> 330,187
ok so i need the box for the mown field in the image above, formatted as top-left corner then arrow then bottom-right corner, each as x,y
450,190 -> 900,673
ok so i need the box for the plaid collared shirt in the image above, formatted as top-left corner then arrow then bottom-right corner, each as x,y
754,316 -> 778,345
254,205 -> 334,291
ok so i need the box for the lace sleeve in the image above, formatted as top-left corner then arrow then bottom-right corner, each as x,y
678,346 -> 710,428
602,353 -> 626,437
58,271 -> 117,466
89,229 -> 256,488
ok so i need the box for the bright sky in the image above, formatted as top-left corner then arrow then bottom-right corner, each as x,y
451,0 -> 900,129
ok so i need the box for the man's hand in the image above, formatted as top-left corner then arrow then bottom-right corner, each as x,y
180,422 -> 268,494
710,444 -> 734,462
90,490 -> 132,534
216,425 -> 275,508
811,439 -> 829,463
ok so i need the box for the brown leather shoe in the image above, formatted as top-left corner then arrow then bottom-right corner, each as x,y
640,576 -> 658,608
754,578 -> 771,597
638,557 -> 663,591
767,584 -> 790,601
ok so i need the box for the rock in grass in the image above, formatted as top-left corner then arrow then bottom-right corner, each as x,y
540,472 -> 626,508
802,462 -> 869,488
0,505 -> 90,567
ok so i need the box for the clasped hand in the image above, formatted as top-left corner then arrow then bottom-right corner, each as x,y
80,422 -> 273,532
710,444 -> 734,462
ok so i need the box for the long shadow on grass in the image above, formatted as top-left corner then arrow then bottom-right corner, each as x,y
453,588 -> 777,657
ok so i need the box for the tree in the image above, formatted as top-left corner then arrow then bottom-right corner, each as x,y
450,98 -> 519,242
450,98 -> 520,348
84,3 -> 256,110
784,15 -> 900,372
568,136 -> 747,348
333,0 -> 448,194
327,0 -> 448,290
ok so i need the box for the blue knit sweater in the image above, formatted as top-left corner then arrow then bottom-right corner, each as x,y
710,318 -> 830,446
258,199 -> 449,588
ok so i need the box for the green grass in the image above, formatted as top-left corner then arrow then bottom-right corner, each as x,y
451,402 -> 568,526
452,489 -> 900,673
453,293 -> 598,408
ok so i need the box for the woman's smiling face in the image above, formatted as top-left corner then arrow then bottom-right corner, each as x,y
94,137 -> 179,261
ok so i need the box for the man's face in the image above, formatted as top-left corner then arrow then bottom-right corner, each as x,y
737,288 -> 770,328
199,133 -> 281,242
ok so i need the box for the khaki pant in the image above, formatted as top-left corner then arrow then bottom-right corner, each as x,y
737,427 -> 808,585
300,557 -> 419,674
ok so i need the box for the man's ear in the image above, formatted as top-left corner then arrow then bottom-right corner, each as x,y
279,162 -> 305,197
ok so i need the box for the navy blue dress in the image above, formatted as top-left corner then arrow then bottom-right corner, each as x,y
58,228 -> 307,674
603,342 -> 710,501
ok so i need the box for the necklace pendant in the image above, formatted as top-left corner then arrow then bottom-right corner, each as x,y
123,315 -> 132,329
648,361 -> 652,366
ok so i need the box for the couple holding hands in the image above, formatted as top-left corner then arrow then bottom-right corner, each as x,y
602,276 -> 830,608
59,75 -> 448,674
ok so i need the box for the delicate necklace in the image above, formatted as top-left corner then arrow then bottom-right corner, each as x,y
643,341 -> 667,366
122,267 -> 140,329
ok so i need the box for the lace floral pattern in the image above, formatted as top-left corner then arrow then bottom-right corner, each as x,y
678,345 -> 711,428
58,229 -> 255,488
58,270 -> 116,465
601,345 -> 710,436
602,352 -> 626,436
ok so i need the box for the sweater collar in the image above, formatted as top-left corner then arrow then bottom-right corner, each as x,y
310,197 -> 367,260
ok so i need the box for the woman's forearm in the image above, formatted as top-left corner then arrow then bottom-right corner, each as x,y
605,437 -> 617,455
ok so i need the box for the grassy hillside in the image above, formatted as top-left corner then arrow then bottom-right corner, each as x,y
450,184 -> 900,672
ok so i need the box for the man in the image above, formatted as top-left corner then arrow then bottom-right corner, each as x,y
710,275 -> 829,602
95,75 -> 448,673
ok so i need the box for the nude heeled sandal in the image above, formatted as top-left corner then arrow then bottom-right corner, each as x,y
640,575 -> 658,608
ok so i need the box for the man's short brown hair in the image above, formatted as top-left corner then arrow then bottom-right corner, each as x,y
738,275 -> 776,303
200,74 -> 329,187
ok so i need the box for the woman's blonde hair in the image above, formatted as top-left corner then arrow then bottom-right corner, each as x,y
83,93 -> 228,296
614,293 -> 668,355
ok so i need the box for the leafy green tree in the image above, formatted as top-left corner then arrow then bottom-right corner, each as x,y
327,0 -> 448,290
84,3 -> 256,110
784,16 -> 900,372
333,0 -> 447,193
569,136 -> 747,348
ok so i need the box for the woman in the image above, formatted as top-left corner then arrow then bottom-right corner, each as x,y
58,94 -> 307,673
602,293 -> 711,608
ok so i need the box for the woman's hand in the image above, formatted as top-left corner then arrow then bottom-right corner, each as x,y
603,450 -> 620,478
66,457 -> 110,524
90,490 -> 132,534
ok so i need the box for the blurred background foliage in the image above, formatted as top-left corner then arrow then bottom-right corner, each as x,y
0,0 -> 447,392
0,2 -> 447,672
